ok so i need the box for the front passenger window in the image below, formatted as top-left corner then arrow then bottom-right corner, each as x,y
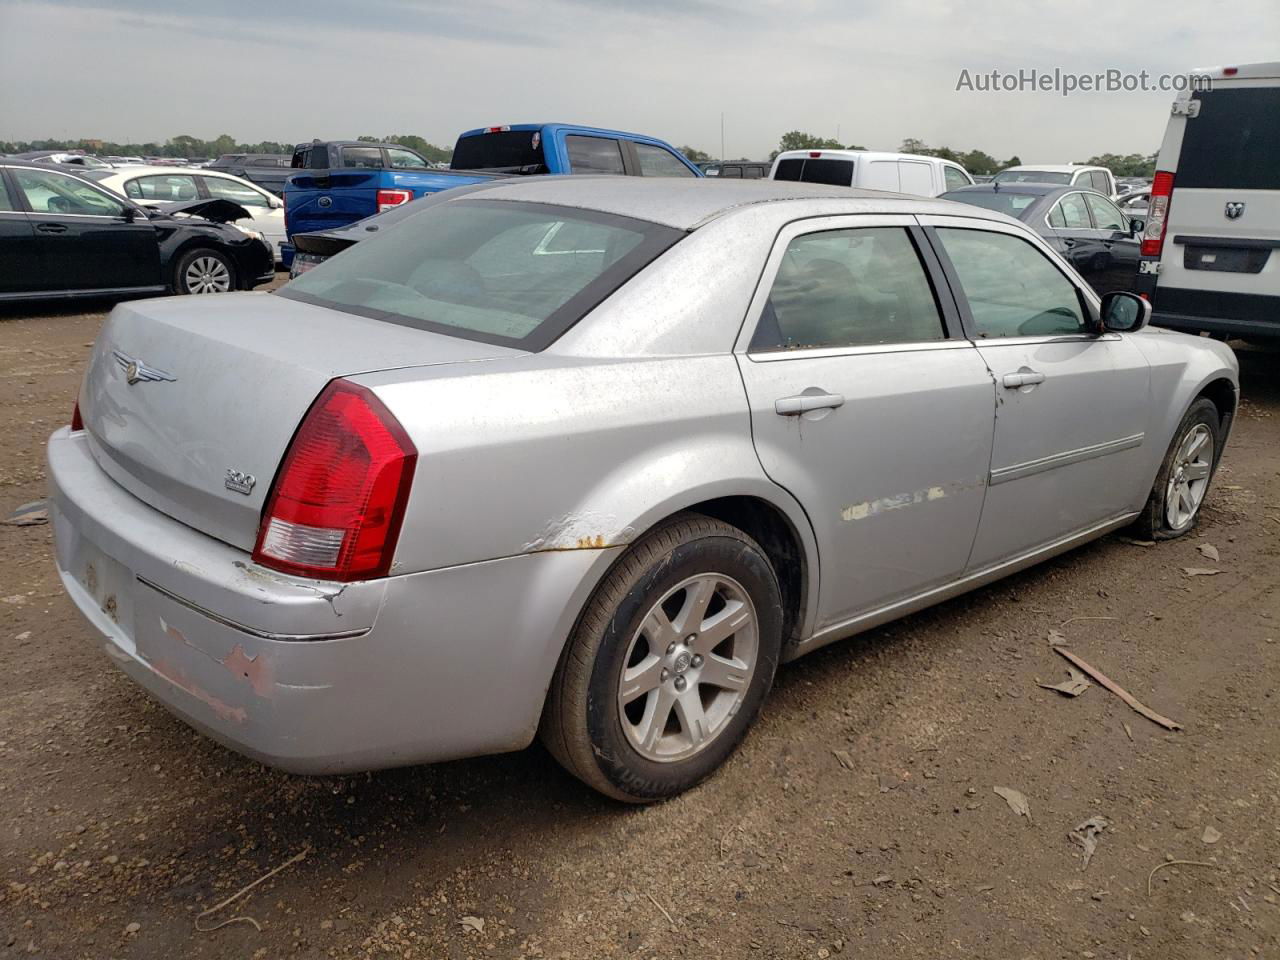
11,168 -> 125,217
751,227 -> 946,352
936,228 -> 1086,339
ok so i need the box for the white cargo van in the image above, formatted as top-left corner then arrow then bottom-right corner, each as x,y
769,150 -> 973,197
1138,62 -> 1280,341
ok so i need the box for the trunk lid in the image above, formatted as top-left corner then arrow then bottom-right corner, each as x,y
81,291 -> 523,552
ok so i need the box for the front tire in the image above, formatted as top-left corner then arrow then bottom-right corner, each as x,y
174,247 -> 235,295
541,513 -> 783,803
1131,398 -> 1221,540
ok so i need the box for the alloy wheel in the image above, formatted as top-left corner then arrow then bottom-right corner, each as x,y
185,256 -> 232,294
1164,423 -> 1213,531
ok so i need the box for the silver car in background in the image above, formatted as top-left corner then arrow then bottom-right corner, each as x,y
49,177 -> 1238,802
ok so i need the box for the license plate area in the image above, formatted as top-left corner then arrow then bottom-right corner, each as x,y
1184,245 -> 1270,274
76,545 -> 138,651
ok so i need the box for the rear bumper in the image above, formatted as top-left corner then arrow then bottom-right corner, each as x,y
48,427 -> 600,774
1152,310 -> 1280,339
1150,287 -> 1280,339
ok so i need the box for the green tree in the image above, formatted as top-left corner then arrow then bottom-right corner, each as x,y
771,130 -> 845,160
678,145 -> 711,163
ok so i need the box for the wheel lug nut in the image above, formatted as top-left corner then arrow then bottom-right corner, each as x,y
674,676 -> 687,692
686,634 -> 697,645
660,668 -> 669,681
666,642 -> 677,655
691,655 -> 704,668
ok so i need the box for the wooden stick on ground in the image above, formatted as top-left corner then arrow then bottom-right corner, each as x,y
1053,647 -> 1183,731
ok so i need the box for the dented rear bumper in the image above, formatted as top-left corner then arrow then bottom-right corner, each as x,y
47,427 -> 603,774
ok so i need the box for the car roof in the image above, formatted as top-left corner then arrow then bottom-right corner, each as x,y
772,149 -> 957,165
1002,164 -> 1104,173
455,175 -> 1007,230
943,183 -> 1065,197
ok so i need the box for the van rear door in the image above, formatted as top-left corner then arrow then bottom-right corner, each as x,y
1154,82 -> 1280,337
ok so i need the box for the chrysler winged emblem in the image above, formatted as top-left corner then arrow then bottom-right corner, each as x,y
1225,202 -> 1246,220
113,350 -> 176,385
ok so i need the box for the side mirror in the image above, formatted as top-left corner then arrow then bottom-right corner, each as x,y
123,206 -> 148,223
1101,291 -> 1151,333
270,196 -> 284,209
1128,217 -> 1145,236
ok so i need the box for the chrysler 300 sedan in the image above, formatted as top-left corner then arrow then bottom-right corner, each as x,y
49,177 -> 1238,802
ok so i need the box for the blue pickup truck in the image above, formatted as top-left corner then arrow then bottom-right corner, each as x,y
281,124 -> 701,264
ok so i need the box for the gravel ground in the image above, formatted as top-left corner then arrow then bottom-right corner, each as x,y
1,290 -> 1278,960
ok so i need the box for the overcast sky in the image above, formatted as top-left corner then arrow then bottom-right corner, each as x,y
1,0 -> 1276,160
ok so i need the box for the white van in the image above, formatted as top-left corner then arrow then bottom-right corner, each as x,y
1138,62 -> 1280,341
769,150 -> 973,197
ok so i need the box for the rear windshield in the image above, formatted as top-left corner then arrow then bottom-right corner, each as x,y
1177,88 -> 1280,190
993,170 -> 1072,185
451,131 -> 546,172
278,200 -> 682,350
940,190 -> 1040,218
773,157 -> 854,186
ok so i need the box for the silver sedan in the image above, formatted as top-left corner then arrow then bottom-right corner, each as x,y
48,177 -> 1238,802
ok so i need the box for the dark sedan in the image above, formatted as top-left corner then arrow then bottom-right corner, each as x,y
0,160 -> 274,302
939,183 -> 1144,295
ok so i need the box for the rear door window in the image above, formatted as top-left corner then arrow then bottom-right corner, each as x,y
387,148 -> 427,169
1048,193 -> 1092,229
1176,88 -> 1280,190
751,227 -> 946,351
0,177 -> 13,211
341,147 -> 384,169
565,136 -> 626,175
772,157 -> 855,186
125,174 -> 200,201
634,143 -> 696,177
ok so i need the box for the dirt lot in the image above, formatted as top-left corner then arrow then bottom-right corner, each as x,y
1,293 -> 1278,960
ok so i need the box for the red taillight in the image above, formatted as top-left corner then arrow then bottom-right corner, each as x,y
253,380 -> 417,582
809,151 -> 822,158
71,400 -> 83,431
1223,66 -> 1238,76
1140,171 -> 1175,258
376,188 -> 412,213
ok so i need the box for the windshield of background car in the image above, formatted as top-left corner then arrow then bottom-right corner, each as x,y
940,190 -> 1039,218
773,157 -> 855,186
1176,88 -> 1280,190
451,131 -> 546,171
993,170 -> 1072,185
278,200 -> 683,350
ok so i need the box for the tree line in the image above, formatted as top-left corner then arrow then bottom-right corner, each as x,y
3,131 -> 1156,177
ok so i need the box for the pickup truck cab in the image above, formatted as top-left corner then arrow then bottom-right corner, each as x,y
282,125 -> 700,263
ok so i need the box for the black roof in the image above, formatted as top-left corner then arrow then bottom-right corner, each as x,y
942,183 -> 1069,197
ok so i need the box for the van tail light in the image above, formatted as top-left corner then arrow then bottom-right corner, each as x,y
71,399 -> 83,431
376,188 -> 412,213
253,380 -> 417,582
1140,171 -> 1175,258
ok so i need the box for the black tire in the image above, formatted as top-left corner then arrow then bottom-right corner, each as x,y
1130,397 -> 1221,541
173,247 -> 236,295
540,513 -> 783,803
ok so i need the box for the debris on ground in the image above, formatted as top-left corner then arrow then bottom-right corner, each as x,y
1068,816 -> 1110,870
993,787 -> 1032,823
1197,543 -> 1220,562
1117,537 -> 1156,548
1147,858 -> 1221,896
1053,647 -> 1183,730
2,500 -> 47,526
832,749 -> 856,771
1037,667 -> 1091,697
1182,567 -> 1221,577
1047,628 -> 1068,646
1201,825 -> 1221,844
458,916 -> 485,934
195,847 -> 309,933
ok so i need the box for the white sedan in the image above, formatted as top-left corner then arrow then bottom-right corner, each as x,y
92,166 -> 287,265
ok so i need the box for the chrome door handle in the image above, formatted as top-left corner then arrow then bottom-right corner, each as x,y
35,223 -> 67,234
1002,371 -> 1046,389
775,392 -> 845,416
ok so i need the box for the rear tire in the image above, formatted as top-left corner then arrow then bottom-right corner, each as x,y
540,513 -> 783,803
1130,398 -> 1221,540
174,247 -> 235,295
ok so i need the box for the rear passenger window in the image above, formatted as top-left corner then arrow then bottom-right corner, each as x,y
341,147 -> 384,169
936,228 -> 1086,339
634,144 -> 696,177
751,227 -> 946,352
1090,171 -> 1111,193
0,177 -> 12,211
1049,193 -> 1092,229
742,166 -> 764,179
565,136 -> 625,175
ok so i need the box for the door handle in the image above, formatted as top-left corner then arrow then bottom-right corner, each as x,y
35,223 -> 67,234
1002,371 -> 1046,389
775,392 -> 845,416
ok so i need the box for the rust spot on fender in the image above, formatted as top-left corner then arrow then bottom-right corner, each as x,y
102,594 -> 118,623
575,534 -> 607,549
